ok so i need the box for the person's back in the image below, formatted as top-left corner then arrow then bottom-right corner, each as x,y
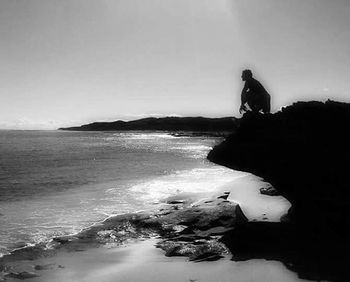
240,70 -> 271,114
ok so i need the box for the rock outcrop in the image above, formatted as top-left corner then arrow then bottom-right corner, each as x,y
0,193 -> 247,279
208,100 -> 350,281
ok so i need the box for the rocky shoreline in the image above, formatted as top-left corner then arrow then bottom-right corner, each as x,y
0,190 -> 251,280
0,172 -> 290,281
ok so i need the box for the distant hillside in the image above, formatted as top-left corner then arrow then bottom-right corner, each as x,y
59,116 -> 237,133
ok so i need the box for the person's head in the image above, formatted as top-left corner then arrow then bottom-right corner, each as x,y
241,69 -> 253,81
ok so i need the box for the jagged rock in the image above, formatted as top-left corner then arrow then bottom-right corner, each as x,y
34,263 -> 56,270
5,271 -> 39,280
97,230 -> 117,238
167,200 -> 186,205
0,194 -> 246,272
260,186 -> 280,196
156,240 -> 227,261
217,192 -> 230,200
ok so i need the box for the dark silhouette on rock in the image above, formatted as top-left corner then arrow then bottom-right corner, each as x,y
259,185 -> 280,196
208,100 -> 350,281
240,69 -> 271,114
59,116 -> 237,135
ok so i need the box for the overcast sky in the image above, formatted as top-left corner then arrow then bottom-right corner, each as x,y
1,0 -> 350,129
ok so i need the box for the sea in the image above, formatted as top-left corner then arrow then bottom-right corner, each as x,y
0,130 -> 245,257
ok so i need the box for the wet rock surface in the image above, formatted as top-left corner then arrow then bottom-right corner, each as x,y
259,186 -> 280,196
153,197 -> 247,262
0,193 -> 247,279
4,271 -> 39,280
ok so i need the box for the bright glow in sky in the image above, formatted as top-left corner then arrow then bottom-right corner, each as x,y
1,0 -> 350,129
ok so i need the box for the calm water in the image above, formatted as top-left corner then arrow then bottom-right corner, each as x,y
0,130 -> 244,256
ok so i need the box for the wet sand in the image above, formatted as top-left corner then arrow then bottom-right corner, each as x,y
218,174 -> 291,222
7,239 -> 311,282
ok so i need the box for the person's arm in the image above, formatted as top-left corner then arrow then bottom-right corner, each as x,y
240,82 -> 249,113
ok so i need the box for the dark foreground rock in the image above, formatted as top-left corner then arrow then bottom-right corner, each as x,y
208,100 -> 350,281
259,185 -> 280,196
4,271 -> 39,280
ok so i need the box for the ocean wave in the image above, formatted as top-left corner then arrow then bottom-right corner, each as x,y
0,130 -> 223,259
129,167 -> 247,202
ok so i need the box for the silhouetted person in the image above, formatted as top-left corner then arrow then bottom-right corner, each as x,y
239,69 -> 271,114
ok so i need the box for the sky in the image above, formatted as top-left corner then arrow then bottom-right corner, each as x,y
0,0 -> 350,129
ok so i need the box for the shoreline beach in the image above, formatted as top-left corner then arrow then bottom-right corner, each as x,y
1,174 -> 301,282
15,239 -> 310,282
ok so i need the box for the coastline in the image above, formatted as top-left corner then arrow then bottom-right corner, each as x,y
0,130 -> 226,259
1,173 -> 299,282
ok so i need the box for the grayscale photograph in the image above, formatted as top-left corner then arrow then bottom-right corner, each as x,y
1,1 -> 350,281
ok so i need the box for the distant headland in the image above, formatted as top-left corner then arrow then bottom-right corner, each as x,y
59,116 -> 237,135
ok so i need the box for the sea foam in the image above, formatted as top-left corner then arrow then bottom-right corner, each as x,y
129,166 -> 247,202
